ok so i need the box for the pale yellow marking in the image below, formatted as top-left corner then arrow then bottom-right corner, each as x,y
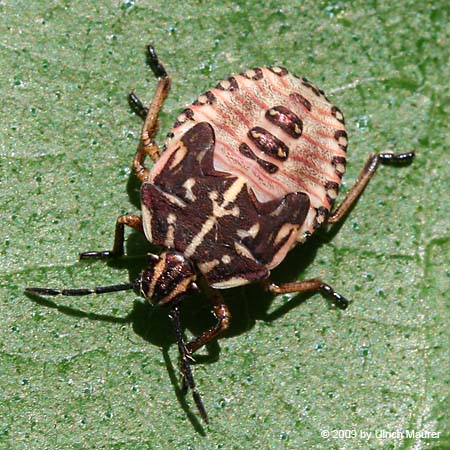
297,232 -> 310,244
183,178 -> 196,201
338,134 -> 348,146
222,177 -> 246,205
164,226 -> 175,247
164,213 -> 177,247
316,213 -> 326,225
296,208 -> 316,243
336,163 -> 346,174
177,113 -> 187,123
198,259 -> 220,273
327,189 -> 338,200
220,79 -> 231,90
185,217 -> 216,258
269,108 -> 277,116
141,203 -> 153,242
160,276 -> 196,305
221,254 -> 231,264
271,66 -> 283,74
245,69 -> 256,78
169,142 -> 188,170
274,223 -> 296,246
234,241 -> 257,261
237,229 -> 247,239
251,130 -> 262,139
237,222 -> 260,239
184,178 -> 246,258
161,190 -> 187,208
145,253 -> 167,299
294,124 -> 301,134
277,147 -> 286,158
212,277 -> 251,289
249,223 -> 260,238
197,94 -> 208,104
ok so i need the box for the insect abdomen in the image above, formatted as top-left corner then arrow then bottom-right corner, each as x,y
158,68 -> 346,209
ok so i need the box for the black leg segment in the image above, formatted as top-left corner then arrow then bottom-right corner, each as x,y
328,151 -> 415,224
169,305 -> 209,424
129,91 -> 148,120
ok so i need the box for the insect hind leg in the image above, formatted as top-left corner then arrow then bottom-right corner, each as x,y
262,278 -> 349,310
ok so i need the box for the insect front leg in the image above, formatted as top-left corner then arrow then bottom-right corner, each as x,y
132,45 -> 171,182
262,278 -> 348,310
80,214 -> 143,259
185,288 -> 231,355
327,151 -> 415,224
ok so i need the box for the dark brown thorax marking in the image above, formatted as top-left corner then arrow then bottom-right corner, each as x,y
142,122 -> 309,287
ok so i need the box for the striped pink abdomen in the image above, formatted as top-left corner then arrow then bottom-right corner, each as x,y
152,67 -> 348,239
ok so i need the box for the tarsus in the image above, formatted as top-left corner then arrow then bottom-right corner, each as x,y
169,304 -> 209,424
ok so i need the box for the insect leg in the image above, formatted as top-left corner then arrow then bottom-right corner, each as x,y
128,91 -> 148,120
80,214 -> 143,259
262,278 -> 348,310
185,289 -> 231,355
328,151 -> 415,224
133,45 -> 171,181
26,282 -> 136,297
169,304 -> 209,423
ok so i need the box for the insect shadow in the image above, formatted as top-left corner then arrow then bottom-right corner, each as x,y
25,165 -> 342,432
124,169 -> 340,356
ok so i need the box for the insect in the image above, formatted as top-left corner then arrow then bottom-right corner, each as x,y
26,45 -> 414,423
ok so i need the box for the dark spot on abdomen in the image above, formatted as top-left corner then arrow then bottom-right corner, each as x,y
248,127 -> 289,161
265,105 -> 303,138
290,93 -> 312,112
239,142 -> 279,174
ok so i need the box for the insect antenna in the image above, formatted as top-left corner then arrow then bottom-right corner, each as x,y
169,304 -> 209,424
25,282 -> 136,296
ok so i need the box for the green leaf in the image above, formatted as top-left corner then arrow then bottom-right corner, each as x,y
1,1 -> 448,448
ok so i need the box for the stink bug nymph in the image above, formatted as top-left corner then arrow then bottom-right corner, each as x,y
27,46 -> 414,423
